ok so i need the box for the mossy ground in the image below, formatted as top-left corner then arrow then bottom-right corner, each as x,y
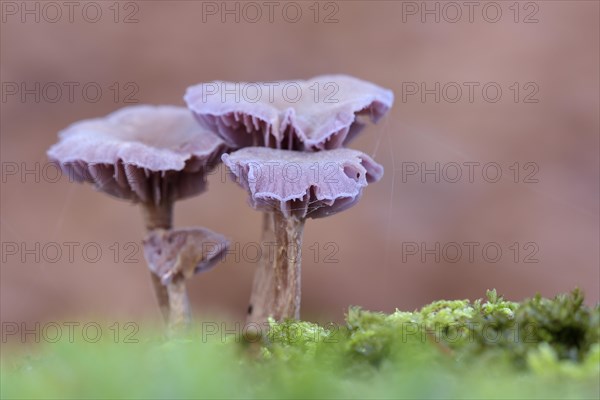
2,290 -> 598,399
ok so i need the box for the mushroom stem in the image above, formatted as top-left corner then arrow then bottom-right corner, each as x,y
247,212 -> 276,324
141,201 -> 192,331
272,212 -> 305,320
249,212 -> 305,323
166,275 -> 192,332
141,201 -> 172,323
150,273 -> 170,323
142,201 -> 173,230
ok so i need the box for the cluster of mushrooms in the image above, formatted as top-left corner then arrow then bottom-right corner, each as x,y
47,75 -> 393,334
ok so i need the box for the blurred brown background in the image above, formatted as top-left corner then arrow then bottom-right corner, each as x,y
1,1 -> 598,327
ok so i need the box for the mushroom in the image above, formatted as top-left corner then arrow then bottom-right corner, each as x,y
143,227 -> 229,329
47,105 -> 229,329
222,147 -> 384,322
184,74 -> 394,151
186,74 -> 393,323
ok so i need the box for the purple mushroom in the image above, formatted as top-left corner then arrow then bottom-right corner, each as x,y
184,74 -> 393,151
143,227 -> 229,329
186,75 -> 393,323
222,147 -> 384,321
47,105 -> 229,330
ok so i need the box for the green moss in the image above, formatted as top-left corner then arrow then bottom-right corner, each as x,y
2,290 -> 598,399
266,289 -> 599,376
463,289 -> 600,367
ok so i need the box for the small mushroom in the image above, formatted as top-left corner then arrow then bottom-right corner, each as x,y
185,74 -> 393,150
222,147 -> 383,322
143,228 -> 229,330
47,105 -> 229,329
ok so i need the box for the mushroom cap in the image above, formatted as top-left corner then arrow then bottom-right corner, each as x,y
221,147 -> 384,219
185,74 -> 393,151
143,227 -> 229,285
47,105 -> 229,205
